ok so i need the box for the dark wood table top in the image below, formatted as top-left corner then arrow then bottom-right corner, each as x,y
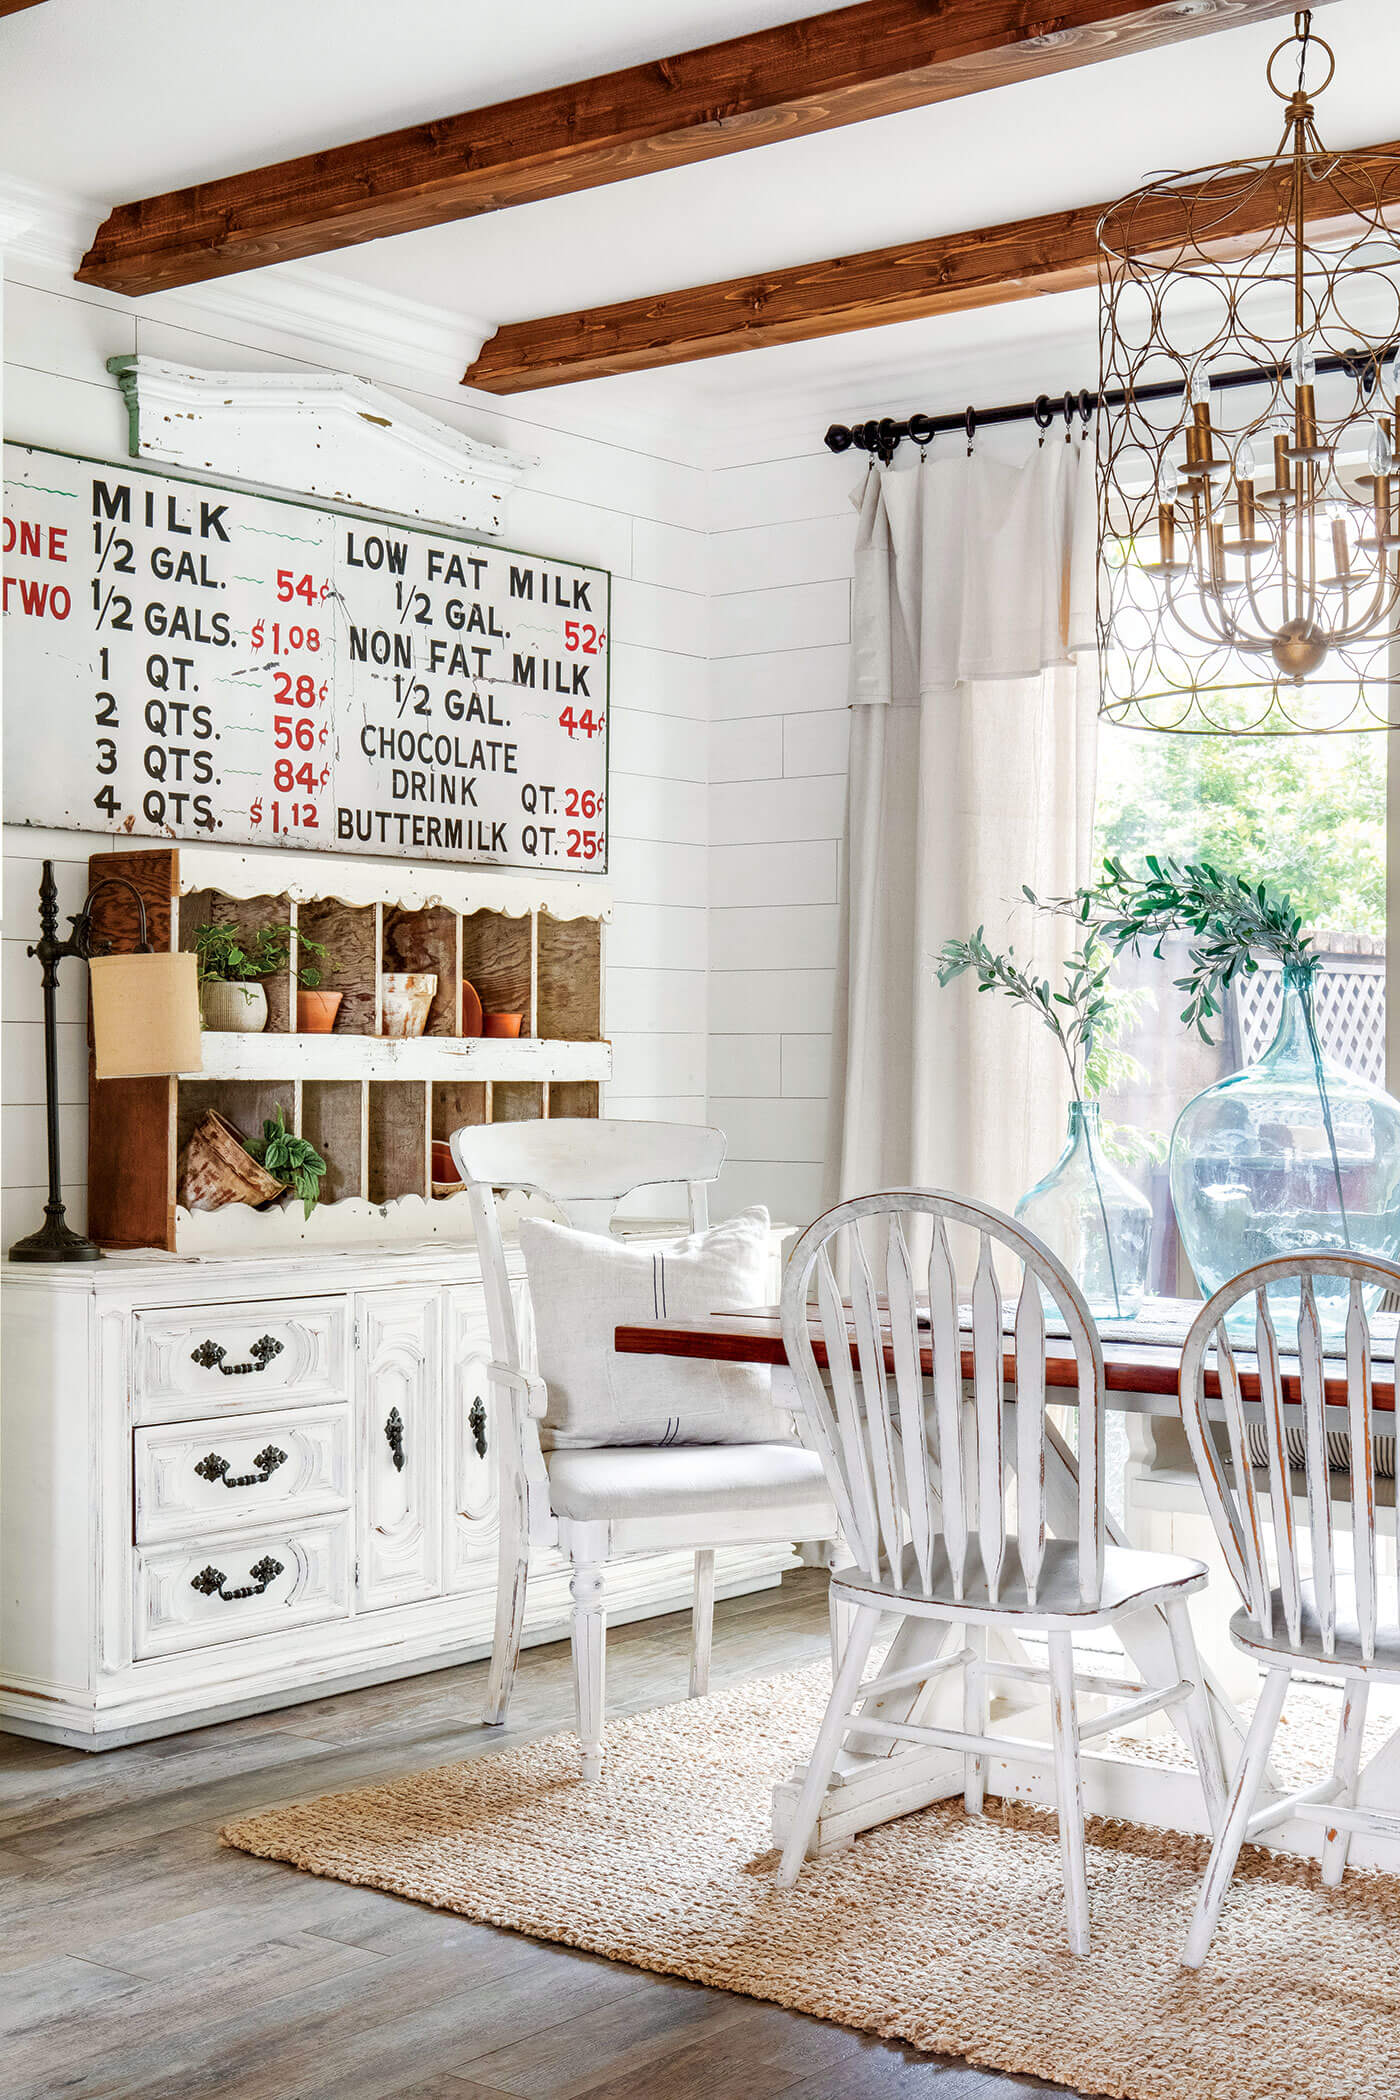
614,1306 -> 1398,1415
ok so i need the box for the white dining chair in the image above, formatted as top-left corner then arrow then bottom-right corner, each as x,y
452,1118 -> 837,1780
1178,1251 -> 1400,1967
776,1189 -> 1225,1954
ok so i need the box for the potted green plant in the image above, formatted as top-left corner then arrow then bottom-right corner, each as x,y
936,924 -> 1153,1318
245,1105 -> 328,1219
193,922 -> 331,1034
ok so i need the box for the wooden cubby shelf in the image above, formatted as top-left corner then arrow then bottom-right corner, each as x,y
86,844 -> 610,1252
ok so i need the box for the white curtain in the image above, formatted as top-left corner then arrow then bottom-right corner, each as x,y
826,437 -> 1100,1216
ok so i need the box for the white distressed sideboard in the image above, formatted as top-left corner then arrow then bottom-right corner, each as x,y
0,1241 -> 795,1748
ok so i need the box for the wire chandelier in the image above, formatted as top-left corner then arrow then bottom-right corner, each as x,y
1097,10 -> 1400,735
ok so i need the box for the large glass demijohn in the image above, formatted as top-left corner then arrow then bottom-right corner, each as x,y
1170,966 -> 1400,1326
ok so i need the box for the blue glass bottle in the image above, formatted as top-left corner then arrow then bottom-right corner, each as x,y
1016,1100 -> 1154,1320
1170,965 -> 1400,1331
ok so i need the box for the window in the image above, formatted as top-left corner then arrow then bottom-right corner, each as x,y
1090,725 -> 1388,1296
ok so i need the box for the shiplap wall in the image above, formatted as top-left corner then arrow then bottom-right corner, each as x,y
706,447 -> 855,1227
1,266 -> 711,1243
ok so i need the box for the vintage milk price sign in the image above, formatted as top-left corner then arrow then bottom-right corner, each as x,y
2,445 -> 610,872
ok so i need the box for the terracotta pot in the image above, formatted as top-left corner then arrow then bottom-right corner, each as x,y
178,1109 -> 286,1213
297,987 -> 343,1033
200,978 -> 268,1034
461,976 -> 483,1037
431,1141 -> 464,1195
482,1011 -> 524,1038
381,972 -> 437,1038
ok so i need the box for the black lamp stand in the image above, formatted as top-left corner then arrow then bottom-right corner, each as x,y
8,859 -> 152,1264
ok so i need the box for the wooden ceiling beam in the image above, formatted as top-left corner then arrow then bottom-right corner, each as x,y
464,139 -> 1400,393
77,0 -> 1311,297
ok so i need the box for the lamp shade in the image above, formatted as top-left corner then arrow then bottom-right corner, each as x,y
89,950 -> 203,1079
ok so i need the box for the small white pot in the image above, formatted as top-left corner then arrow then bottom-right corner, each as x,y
200,979 -> 269,1034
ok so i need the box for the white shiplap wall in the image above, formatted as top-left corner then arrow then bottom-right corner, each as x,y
1,268 -> 712,1243
706,446 -> 855,1226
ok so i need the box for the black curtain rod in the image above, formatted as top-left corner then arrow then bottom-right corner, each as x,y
824,344 -> 1389,465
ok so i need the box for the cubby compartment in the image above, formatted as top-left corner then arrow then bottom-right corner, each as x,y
176,1078 -> 290,1163
548,1081 -> 600,1121
180,888 -> 294,1031
433,1080 -> 487,1143
302,1081 -> 366,1203
383,904 -> 460,1036
461,910 -> 532,1035
298,899 -> 378,1034
537,914 -> 602,1041
368,1080 -> 430,1204
86,846 -> 610,1250
492,1081 -> 544,1124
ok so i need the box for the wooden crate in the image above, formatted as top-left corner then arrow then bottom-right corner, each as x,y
85,846 -> 610,1250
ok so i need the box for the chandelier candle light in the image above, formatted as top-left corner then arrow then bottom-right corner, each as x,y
1099,10 -> 1400,733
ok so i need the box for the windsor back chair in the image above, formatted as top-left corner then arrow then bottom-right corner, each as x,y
777,1189 -> 1225,1954
1178,1252 -> 1400,1966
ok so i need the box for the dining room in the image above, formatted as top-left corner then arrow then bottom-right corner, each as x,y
4,2 -> 1400,2096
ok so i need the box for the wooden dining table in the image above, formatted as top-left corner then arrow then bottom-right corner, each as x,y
615,1301 -> 1400,1866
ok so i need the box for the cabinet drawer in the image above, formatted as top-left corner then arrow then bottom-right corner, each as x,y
132,1298 -> 350,1423
133,1517 -> 350,1659
134,1406 -> 350,1545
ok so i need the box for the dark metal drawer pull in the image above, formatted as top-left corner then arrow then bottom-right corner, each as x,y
384,1407 -> 406,1472
191,1335 -> 285,1377
469,1397 -> 488,1460
194,1444 -> 287,1489
190,1555 -> 284,1602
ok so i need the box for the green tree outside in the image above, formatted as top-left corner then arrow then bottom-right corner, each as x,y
1095,728 -> 1386,937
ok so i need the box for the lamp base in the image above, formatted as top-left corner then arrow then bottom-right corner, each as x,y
8,1203 -> 104,1263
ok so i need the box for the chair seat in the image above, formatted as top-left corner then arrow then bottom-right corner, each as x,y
545,1441 -> 836,1525
834,1537 -> 1209,1627
1232,1590 -> 1400,1675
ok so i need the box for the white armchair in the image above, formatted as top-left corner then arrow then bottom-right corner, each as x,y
451,1118 -> 837,1778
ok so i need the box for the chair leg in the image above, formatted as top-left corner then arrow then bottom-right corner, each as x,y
570,1560 -> 607,1782
828,1588 -> 853,1679
963,1624 -> 988,1816
1182,1666 -> 1290,1970
483,1539 -> 528,1726
1164,1597 -> 1227,1836
1321,1678 -> 1371,1888
777,1604 -> 879,1888
689,1549 -> 715,1699
1047,1631 -> 1090,1956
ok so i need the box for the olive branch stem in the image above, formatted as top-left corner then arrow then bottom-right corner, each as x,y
935,926 -> 1126,1315
1046,855 -> 1350,1247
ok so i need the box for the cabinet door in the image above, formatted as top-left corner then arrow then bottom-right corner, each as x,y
443,1285 -> 500,1594
356,1287 -> 440,1610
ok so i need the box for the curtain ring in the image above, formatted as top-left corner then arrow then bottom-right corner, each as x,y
1077,388 -> 1095,440
964,405 -> 977,457
907,411 -> 934,464
1062,390 -> 1076,443
1033,394 -> 1054,448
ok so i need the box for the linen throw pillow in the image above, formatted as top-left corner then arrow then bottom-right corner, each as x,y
519,1206 -> 790,1450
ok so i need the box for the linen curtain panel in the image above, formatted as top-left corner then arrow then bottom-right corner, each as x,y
826,438 -> 1100,1217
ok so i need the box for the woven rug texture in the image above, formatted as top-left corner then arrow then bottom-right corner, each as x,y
222,1663 -> 1400,2100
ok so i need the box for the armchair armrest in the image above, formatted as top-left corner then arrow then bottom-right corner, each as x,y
488,1360 -> 549,1420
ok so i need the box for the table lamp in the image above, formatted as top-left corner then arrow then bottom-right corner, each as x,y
8,860 -> 202,1262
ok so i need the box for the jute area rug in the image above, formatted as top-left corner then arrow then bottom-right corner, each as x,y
222,1662 -> 1400,2100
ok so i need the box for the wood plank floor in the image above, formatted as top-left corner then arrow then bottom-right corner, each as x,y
0,1570 -> 1077,2100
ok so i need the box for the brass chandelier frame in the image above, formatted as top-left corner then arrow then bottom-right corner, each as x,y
1097,11 -> 1400,734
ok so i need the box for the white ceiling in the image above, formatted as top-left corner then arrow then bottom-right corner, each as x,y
3,0 -> 1399,434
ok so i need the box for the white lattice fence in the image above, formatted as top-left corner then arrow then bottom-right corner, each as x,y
1230,934 -> 1387,1084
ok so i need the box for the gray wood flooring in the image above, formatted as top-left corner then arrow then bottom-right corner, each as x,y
0,1569 -> 1076,2100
